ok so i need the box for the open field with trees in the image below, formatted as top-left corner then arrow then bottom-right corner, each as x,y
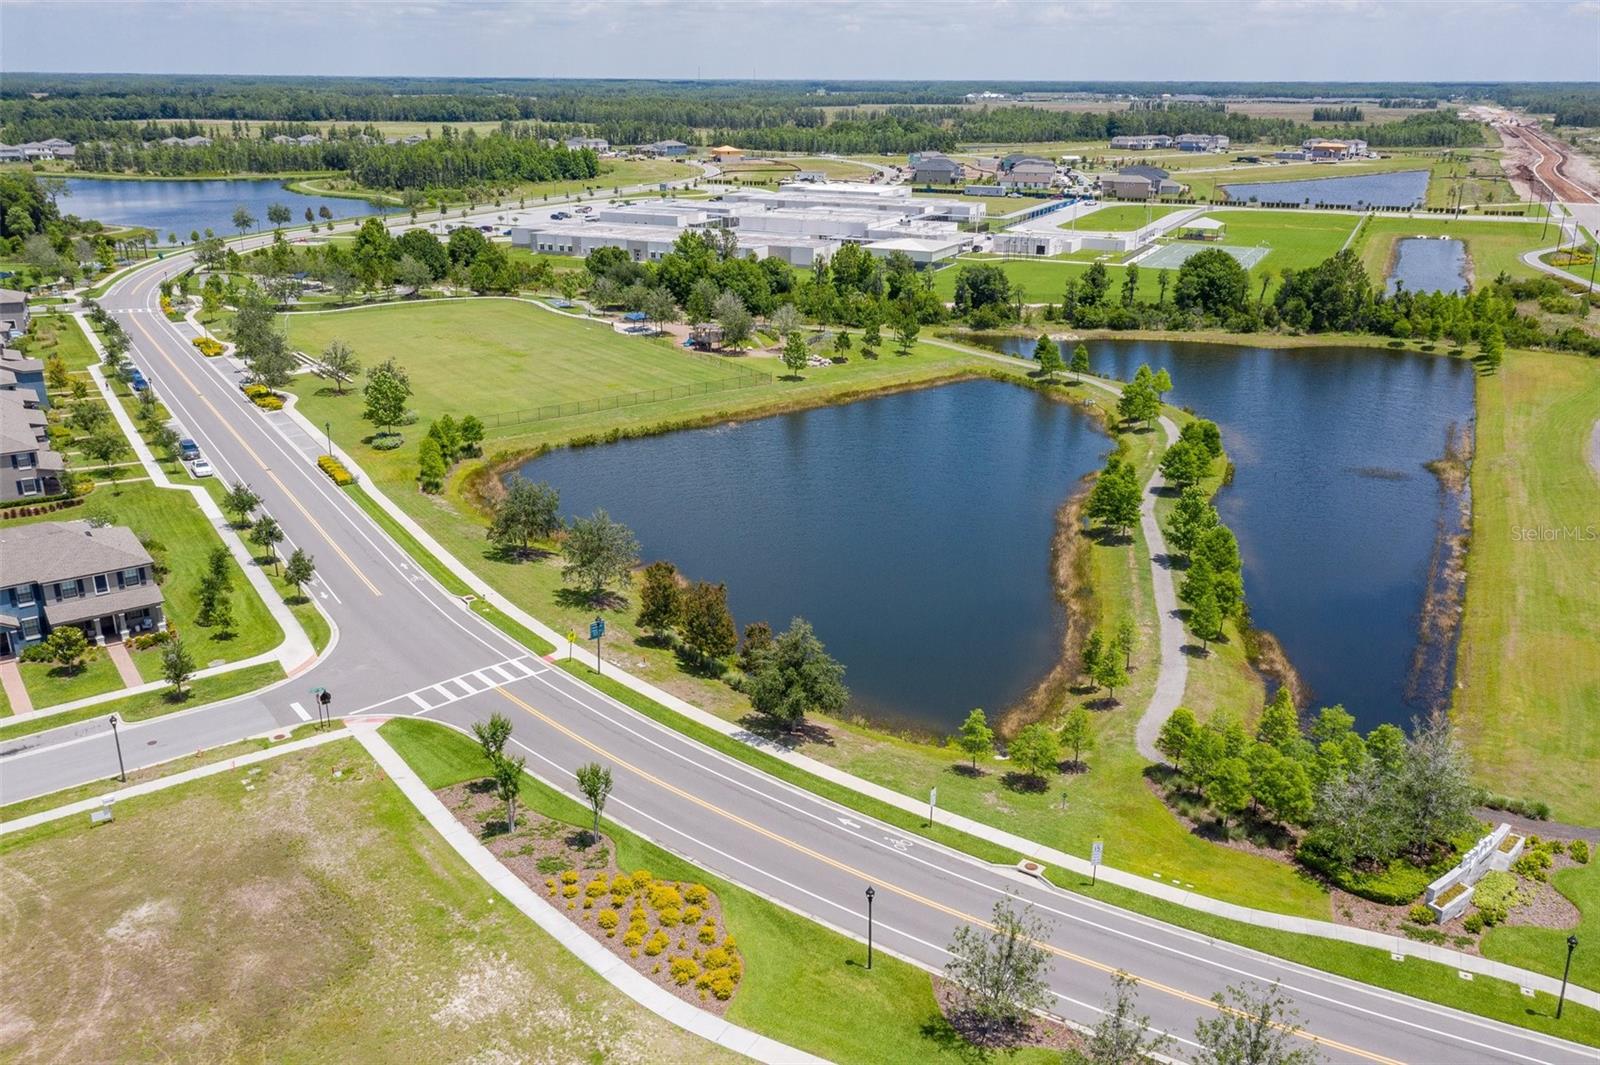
0,739 -> 735,1064
1454,349 -> 1600,825
382,717 -> 1062,1064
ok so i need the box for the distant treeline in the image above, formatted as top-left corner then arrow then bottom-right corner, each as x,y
1312,106 -> 1363,122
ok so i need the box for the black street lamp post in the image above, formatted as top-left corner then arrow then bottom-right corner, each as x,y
864,886 -> 876,971
108,714 -> 126,782
1557,934 -> 1578,1019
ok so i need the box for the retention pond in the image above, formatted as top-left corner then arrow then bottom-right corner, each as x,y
60,176 -> 395,240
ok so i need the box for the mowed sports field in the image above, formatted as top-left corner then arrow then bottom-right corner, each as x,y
282,299 -> 755,424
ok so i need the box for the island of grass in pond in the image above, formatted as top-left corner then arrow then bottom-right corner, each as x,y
993,337 -> 1476,732
513,378 -> 1107,734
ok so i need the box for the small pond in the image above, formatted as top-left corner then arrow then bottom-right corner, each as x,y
515,379 -> 1108,734
60,176 -> 396,241
1386,237 -> 1469,295
992,337 -> 1476,733
1221,169 -> 1429,209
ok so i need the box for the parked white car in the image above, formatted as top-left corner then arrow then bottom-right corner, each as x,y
187,458 -> 214,478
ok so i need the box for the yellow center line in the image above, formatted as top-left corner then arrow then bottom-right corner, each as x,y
494,686 -> 1402,1065
124,313 -> 383,598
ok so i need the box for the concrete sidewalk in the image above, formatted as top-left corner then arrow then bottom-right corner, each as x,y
105,641 -> 144,689
350,721 -> 826,1064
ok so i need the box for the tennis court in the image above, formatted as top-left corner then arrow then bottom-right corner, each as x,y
1138,242 -> 1271,271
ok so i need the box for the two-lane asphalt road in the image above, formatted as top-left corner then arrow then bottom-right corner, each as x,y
4,239 -> 1596,1064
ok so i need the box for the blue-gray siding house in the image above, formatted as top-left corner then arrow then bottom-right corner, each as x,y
0,520 -> 166,657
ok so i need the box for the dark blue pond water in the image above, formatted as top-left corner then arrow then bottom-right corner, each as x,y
997,337 -> 1475,733
1221,169 -> 1430,209
60,177 -> 396,242
516,379 -> 1108,733
1386,237 -> 1468,295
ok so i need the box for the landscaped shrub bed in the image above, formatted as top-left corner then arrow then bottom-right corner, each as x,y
0,495 -> 82,516
242,383 -> 284,410
316,454 -> 355,485
190,336 -> 224,357
439,780 -> 745,1011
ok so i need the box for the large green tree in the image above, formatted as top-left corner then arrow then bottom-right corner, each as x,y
746,617 -> 848,731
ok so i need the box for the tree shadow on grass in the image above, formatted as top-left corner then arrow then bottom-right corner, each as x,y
484,543 -> 555,565
918,1012 -> 992,1065
734,714 -> 837,750
950,764 -> 987,780
553,586 -> 628,613
1001,771 -> 1049,794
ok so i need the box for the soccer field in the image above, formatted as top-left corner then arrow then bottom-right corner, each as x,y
1137,242 -> 1270,271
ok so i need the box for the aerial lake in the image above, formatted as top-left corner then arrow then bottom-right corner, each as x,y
1220,169 -> 1430,209
515,379 -> 1107,734
60,176 -> 395,241
1386,237 -> 1469,295
996,337 -> 1475,733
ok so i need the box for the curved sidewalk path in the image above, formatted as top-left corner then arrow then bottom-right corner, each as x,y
238,310 -> 1598,1007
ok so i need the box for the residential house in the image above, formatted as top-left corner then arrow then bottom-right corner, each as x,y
564,136 -> 609,152
642,140 -> 690,157
998,153 -> 1052,173
0,389 -> 64,503
1,347 -> 48,408
1099,165 -> 1186,200
909,152 -> 965,185
295,134 -> 322,147
270,134 -> 295,145
0,145 -> 23,163
0,521 -> 166,656
1175,133 -> 1230,152
0,289 -> 29,338
999,159 -> 1060,190
159,135 -> 212,148
1110,134 -> 1173,151
709,145 -> 744,162
1301,138 -> 1368,161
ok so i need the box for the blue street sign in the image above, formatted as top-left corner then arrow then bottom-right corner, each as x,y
589,619 -> 606,640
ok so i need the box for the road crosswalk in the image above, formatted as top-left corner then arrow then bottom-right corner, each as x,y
404,655 -> 547,714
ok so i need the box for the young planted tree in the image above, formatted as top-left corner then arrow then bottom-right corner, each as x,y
1189,586 -> 1224,654
1079,629 -> 1104,688
249,514 -> 284,570
81,425 -> 130,488
1083,971 -> 1174,1065
635,560 -> 683,644
831,330 -> 852,362
561,509 -> 640,601
232,205 -> 257,236
1007,723 -> 1061,783
457,415 -> 486,457
1059,705 -> 1095,770
1070,342 -> 1091,382
1092,654 -> 1129,703
44,626 -> 90,672
1159,438 -> 1208,490
473,712 -> 514,764
152,424 -> 181,467
162,636 -> 196,698
283,548 -> 316,601
417,436 -> 445,493
781,330 -> 809,379
576,761 -> 614,845
319,339 -> 361,395
943,897 -> 1053,1037
859,318 -> 882,359
1208,756 -> 1253,829
1035,334 -> 1064,381
1156,706 -> 1199,773
362,359 -> 413,440
957,708 -> 995,770
491,751 -> 527,832
221,481 -> 261,527
1114,617 -> 1135,670
892,313 -> 920,356
1193,981 -> 1317,1065
679,580 -> 737,668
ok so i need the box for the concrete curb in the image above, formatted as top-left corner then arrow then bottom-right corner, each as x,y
0,727 -> 350,836
350,722 -> 827,1064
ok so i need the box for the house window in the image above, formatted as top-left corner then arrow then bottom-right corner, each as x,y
60,580 -> 80,599
17,478 -> 38,497
15,585 -> 35,607
21,617 -> 40,639
94,574 -> 109,595
124,568 -> 144,586
14,452 -> 34,468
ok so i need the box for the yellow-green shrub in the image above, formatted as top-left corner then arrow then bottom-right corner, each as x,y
644,932 -> 670,957
697,922 -> 718,945
669,957 -> 701,986
623,928 -> 644,947
561,870 -> 580,885
649,885 -> 682,911
316,454 -> 354,485
658,907 -> 681,927
709,974 -> 736,1000
597,909 -> 619,935
684,884 -> 710,906
682,905 -> 702,924
585,878 -> 609,898
562,883 -> 579,899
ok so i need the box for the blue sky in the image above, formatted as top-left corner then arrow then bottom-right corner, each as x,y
4,0 -> 1598,82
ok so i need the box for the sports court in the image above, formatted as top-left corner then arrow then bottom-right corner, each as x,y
1137,242 -> 1271,270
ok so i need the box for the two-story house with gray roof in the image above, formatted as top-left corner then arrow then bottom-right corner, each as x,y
0,289 -> 29,340
1,390 -> 64,502
1,346 -> 48,408
0,520 -> 165,657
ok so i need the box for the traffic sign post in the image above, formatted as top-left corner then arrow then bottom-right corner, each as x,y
928,786 -> 938,827
1090,839 -> 1104,886
589,618 -> 606,675
310,687 -> 332,730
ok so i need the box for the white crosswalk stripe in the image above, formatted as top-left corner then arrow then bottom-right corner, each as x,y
402,656 -> 544,716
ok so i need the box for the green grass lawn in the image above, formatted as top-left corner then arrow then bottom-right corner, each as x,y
0,661 -> 284,743
1064,204 -> 1187,231
1352,215 -> 1552,287
0,737 -> 733,1063
381,717 -> 1058,1065
1483,860 -> 1598,995
1453,350 -> 1600,824
16,312 -> 99,372
280,298 -> 757,430
17,654 -> 125,708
